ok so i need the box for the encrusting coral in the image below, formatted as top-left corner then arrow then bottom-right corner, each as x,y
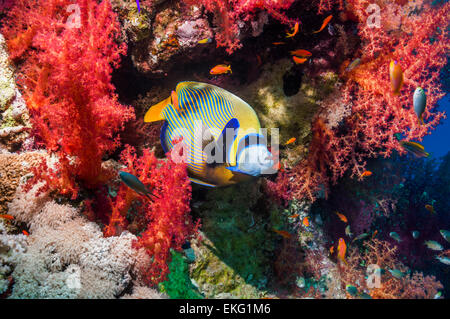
0,33 -> 30,151
0,151 -> 44,214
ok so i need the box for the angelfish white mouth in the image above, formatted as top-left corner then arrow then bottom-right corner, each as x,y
235,144 -> 274,176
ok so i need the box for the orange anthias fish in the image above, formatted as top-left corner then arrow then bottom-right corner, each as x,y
273,229 -> 293,239
372,230 -> 378,238
286,22 -> 299,38
303,217 -> 310,227
0,214 -> 14,220
256,54 -> 262,67
361,170 -> 373,178
289,214 -> 299,219
313,15 -> 333,34
171,90 -> 182,113
210,64 -> 232,75
329,246 -> 335,255
290,49 -> 312,57
425,204 -> 435,214
335,212 -> 348,223
293,56 -> 307,64
22,230 -> 29,236
337,238 -> 348,265
285,137 -> 296,145
389,60 -> 404,95
272,42 -> 285,45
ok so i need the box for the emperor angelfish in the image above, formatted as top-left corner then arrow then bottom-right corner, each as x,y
144,81 -> 275,187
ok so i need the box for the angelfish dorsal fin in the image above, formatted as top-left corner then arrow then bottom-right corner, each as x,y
144,96 -> 171,123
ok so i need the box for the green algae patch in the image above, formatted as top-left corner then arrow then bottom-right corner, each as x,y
159,250 -> 203,299
189,181 -> 276,298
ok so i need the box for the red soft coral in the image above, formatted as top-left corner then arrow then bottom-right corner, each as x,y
2,0 -> 135,199
105,145 -> 199,285
184,0 -> 298,54
317,0 -> 344,14
341,239 -> 443,299
272,0 -> 448,203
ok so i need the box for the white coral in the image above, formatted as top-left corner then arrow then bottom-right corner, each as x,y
3,184 -> 153,298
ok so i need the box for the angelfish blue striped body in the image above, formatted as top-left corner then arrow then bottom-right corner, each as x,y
144,81 -> 275,187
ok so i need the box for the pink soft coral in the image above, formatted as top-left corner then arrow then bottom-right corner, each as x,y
2,0 -> 134,199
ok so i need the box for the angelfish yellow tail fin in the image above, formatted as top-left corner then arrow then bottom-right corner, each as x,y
144,96 -> 171,123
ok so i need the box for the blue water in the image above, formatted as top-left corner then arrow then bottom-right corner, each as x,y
422,96 -> 450,158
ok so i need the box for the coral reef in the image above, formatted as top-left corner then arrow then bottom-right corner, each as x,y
272,0 -> 449,203
0,0 -> 447,300
0,151 -> 44,213
0,33 -> 30,151
102,145 -> 198,286
340,239 -> 443,299
2,0 -> 135,198
3,184 -> 145,298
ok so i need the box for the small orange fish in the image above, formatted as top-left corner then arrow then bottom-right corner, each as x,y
372,230 -> 378,239
293,56 -> 307,64
256,54 -> 262,67
171,90 -> 181,113
337,238 -> 348,265
290,49 -> 312,57
0,214 -> 14,220
389,60 -> 404,95
329,246 -> 335,255
335,212 -> 348,223
272,42 -> 285,45
273,229 -> 293,239
285,137 -> 296,145
210,64 -> 232,75
302,217 -> 310,227
22,230 -> 29,236
313,15 -> 333,34
361,170 -> 372,178
286,22 -> 299,38
289,214 -> 299,219
425,204 -> 435,214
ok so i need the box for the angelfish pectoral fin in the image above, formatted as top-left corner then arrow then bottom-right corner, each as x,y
189,177 -> 217,187
226,165 -> 250,175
